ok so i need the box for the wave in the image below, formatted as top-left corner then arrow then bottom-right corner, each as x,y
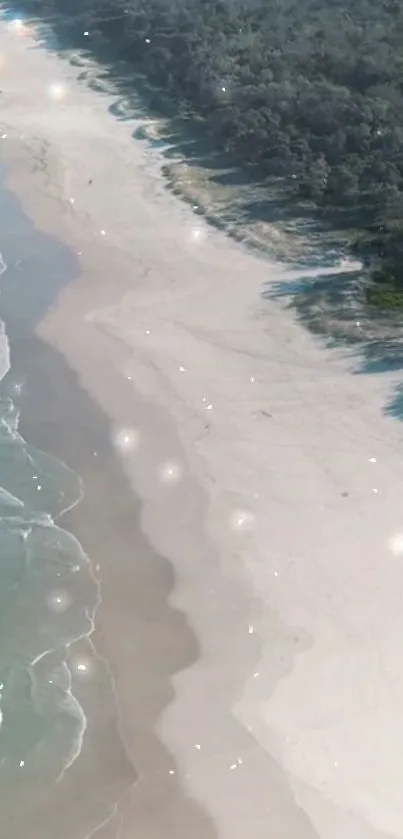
0,248 -> 99,782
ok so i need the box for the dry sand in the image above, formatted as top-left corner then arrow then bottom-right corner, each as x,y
1,15 -> 403,839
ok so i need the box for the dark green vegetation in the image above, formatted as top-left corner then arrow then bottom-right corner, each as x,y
16,0 -> 403,306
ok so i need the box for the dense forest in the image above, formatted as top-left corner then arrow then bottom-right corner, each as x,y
13,0 -> 403,307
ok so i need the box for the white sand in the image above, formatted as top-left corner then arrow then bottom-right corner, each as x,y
1,16 -> 403,839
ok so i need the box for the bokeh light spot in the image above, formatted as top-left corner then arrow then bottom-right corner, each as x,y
158,459 -> 182,486
47,589 -> 72,614
388,533 -> 403,556
47,82 -> 67,101
113,426 -> 140,454
230,509 -> 255,534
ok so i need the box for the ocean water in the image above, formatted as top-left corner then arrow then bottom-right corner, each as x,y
0,180 -> 98,789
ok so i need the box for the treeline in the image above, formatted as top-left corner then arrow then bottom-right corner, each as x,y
16,0 -> 403,305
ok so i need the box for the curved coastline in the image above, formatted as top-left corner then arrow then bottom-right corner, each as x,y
1,15 -> 403,839
0,167 -> 216,836
0,244 -> 97,785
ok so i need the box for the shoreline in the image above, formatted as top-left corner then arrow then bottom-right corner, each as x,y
2,328 -> 212,839
0,21 -> 316,839
2,15 -> 403,839
0,170 -> 215,837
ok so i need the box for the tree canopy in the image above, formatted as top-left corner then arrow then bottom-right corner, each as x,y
17,0 -> 403,303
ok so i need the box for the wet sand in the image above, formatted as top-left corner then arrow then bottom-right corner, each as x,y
1,228 -> 314,839
2,13 -> 403,839
3,337 -> 214,839
0,20 -> 316,839
0,151 -> 317,838
0,173 -> 216,837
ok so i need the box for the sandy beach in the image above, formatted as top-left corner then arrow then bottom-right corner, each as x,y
1,14 -> 403,839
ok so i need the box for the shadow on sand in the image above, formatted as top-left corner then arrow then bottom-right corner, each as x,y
266,263 -> 403,420
0,164 -> 217,837
5,4 -> 403,421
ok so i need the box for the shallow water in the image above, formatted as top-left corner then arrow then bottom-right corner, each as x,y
0,375 -> 99,787
0,182 -> 98,790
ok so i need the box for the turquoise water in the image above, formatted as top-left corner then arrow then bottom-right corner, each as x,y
0,183 -> 98,787
0,390 -> 98,784
0,389 -> 98,783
